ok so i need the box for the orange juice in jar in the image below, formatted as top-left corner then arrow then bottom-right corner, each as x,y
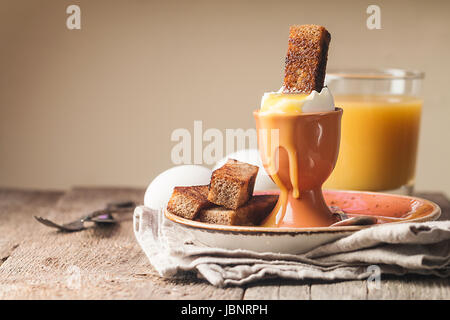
323,69 -> 424,194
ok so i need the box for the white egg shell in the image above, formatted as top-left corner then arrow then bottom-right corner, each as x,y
144,165 -> 212,210
214,149 -> 278,191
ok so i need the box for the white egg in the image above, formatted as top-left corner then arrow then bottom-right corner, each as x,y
144,165 -> 212,210
214,149 -> 278,191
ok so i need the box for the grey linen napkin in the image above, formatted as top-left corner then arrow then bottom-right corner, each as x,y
133,206 -> 450,287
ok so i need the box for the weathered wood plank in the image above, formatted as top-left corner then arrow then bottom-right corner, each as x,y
368,275 -> 450,300
0,189 -> 64,266
278,284 -> 310,300
310,280 -> 367,300
0,187 -> 243,299
244,279 -> 368,300
244,283 -> 280,300
244,280 -> 310,300
134,274 -> 244,300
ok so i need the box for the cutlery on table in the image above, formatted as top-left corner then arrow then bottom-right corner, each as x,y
34,201 -> 136,232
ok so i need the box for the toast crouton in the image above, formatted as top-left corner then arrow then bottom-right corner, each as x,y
197,194 -> 278,226
166,185 -> 212,220
283,25 -> 331,93
207,159 -> 259,209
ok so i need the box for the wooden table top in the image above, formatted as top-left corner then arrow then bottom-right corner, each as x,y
0,187 -> 448,300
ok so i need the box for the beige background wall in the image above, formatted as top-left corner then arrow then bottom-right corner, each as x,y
1,0 -> 449,196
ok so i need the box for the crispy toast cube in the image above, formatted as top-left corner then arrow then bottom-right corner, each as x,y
283,24 -> 331,93
166,185 -> 212,220
197,194 -> 278,226
207,159 -> 259,209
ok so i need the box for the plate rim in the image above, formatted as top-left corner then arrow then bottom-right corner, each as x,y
164,190 -> 441,234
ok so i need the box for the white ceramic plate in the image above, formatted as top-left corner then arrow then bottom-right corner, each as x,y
162,190 -> 441,254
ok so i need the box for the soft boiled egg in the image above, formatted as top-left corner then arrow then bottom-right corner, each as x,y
214,149 -> 278,191
144,165 -> 212,210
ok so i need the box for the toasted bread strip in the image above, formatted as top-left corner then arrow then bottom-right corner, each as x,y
207,159 -> 259,210
166,185 -> 212,220
283,25 -> 331,93
197,195 -> 278,226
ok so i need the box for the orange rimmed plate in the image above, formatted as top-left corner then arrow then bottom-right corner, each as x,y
162,190 -> 441,254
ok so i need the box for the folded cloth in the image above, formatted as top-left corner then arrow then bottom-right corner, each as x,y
133,206 -> 450,287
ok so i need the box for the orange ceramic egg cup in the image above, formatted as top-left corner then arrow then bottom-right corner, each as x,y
254,108 -> 343,228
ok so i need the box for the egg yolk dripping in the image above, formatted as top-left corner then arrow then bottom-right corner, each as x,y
256,88 -> 337,227
260,93 -> 309,114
